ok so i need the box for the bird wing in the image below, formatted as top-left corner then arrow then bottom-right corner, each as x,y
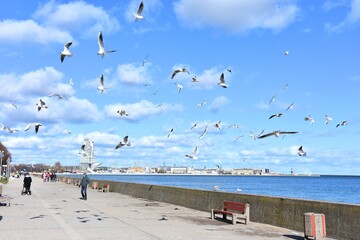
280,131 -> 298,135
100,74 -> 104,86
24,123 -> 34,131
123,135 -> 129,143
40,99 -> 46,106
258,132 -> 275,139
64,42 -> 72,49
137,1 -> 144,15
34,124 -> 41,133
60,53 -> 65,63
192,146 -> 198,155
219,73 -> 225,84
98,31 -> 104,51
171,69 -> 180,79
199,126 -> 208,139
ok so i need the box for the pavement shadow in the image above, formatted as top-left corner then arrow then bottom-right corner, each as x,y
283,234 -> 303,240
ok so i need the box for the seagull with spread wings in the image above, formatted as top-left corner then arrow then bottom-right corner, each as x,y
60,41 -> 72,63
298,146 -> 306,156
185,146 -> 198,160
97,74 -> 109,93
97,31 -> 117,57
36,99 -> 48,112
218,73 -> 228,88
258,130 -> 298,139
115,136 -> 131,150
171,68 -> 190,79
134,1 -> 144,21
24,123 -> 43,134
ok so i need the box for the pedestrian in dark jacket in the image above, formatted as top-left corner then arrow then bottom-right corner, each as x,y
23,173 -> 32,195
79,172 -> 90,200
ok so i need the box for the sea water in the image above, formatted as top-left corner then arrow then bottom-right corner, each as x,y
64,174 -> 360,205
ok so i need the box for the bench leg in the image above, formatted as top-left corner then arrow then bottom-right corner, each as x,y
211,210 -> 214,220
232,214 -> 237,225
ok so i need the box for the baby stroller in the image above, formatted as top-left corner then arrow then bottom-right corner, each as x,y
21,184 -> 31,195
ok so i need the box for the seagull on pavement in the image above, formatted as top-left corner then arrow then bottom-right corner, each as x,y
324,115 -> 333,125
336,121 -> 348,128
24,123 -> 42,134
115,136 -> 131,149
298,146 -> 306,156
258,130 -> 298,139
171,68 -> 190,79
97,31 -> 117,57
218,73 -> 228,88
185,146 -> 198,160
36,99 -> 48,112
199,126 -> 208,139
60,42 -> 72,63
134,1 -> 144,21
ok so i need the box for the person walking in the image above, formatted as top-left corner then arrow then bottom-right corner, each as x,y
79,172 -> 90,200
23,173 -> 32,195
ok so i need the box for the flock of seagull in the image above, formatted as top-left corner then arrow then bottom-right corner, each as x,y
1,1 -> 350,165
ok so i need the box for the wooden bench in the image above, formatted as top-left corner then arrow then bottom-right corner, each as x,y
98,184 -> 109,192
211,201 -> 250,225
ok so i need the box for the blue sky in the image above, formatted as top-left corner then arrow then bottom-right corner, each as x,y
1,0 -> 359,175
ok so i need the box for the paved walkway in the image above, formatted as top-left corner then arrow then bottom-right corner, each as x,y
0,176 -> 312,240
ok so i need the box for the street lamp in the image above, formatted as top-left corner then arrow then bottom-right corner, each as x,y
0,150 -> 4,178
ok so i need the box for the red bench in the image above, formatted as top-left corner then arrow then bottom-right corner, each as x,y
211,201 -> 250,225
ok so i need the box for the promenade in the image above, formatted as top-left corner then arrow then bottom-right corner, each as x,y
0,176 -> 323,240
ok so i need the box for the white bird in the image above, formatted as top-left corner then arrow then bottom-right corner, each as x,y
185,146 -> 198,160
286,103 -> 294,111
48,94 -> 71,100
175,83 -> 183,93
117,109 -> 129,116
233,135 -> 244,142
226,68 -> 232,73
269,95 -> 276,105
97,74 -> 108,93
191,76 -> 199,83
60,42 -> 72,63
142,54 -> 148,66
134,1 -> 144,21
228,124 -> 240,128
218,73 -> 228,88
304,115 -> 315,124
213,185 -> 220,191
69,78 -> 74,86
249,130 -> 265,140
199,126 -> 208,139
213,120 -> 221,129
336,121 -> 348,128
196,99 -> 207,108
36,99 -> 48,112
97,31 -> 117,57
298,146 -> 306,156
24,123 -> 42,134
324,115 -> 333,125
281,83 -> 288,91
269,113 -> 283,119
258,130 -> 298,139
64,130 -> 72,134
115,136 -> 131,149
171,68 -> 190,79
167,128 -> 173,138
284,50 -> 289,56
0,123 -> 18,133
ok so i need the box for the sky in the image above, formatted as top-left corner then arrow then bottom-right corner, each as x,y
0,0 -> 360,175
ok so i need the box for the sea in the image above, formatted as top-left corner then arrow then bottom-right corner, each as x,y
63,174 -> 360,205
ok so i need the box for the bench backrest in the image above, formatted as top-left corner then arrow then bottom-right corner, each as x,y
223,201 -> 247,213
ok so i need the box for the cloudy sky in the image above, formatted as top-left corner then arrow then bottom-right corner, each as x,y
1,0 -> 359,175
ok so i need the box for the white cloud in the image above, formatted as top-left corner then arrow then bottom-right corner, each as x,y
104,100 -> 183,121
116,63 -> 153,85
33,0 -> 120,38
325,0 -> 360,32
0,19 -> 72,44
208,96 -> 230,112
173,0 -> 299,33
187,67 -> 224,90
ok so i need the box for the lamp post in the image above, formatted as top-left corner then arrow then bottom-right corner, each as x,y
0,150 -> 4,179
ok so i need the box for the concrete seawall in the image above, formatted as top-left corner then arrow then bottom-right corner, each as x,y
61,177 -> 360,240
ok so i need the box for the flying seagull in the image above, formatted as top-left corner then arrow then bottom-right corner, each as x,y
269,113 -> 283,119
304,115 -> 315,124
298,146 -> 306,156
60,41 -> 72,63
336,121 -> 348,128
286,103 -> 294,111
48,94 -> 71,100
284,50 -> 289,56
249,130 -> 265,140
324,115 -> 333,125
0,123 -> 19,133
213,120 -> 221,129
97,74 -> 108,93
226,68 -> 232,73
190,122 -> 198,129
134,1 -> 144,21
24,123 -> 42,134
36,99 -> 48,112
218,73 -> 228,88
115,136 -> 131,149
191,76 -> 199,83
97,31 -> 117,57
196,99 -> 207,108
258,130 -> 298,139
167,128 -> 173,138
269,95 -> 276,105
233,135 -> 244,142
185,146 -> 198,160
171,68 -> 190,79
142,54 -> 148,66
175,83 -> 183,93
117,110 -> 129,116
199,126 -> 208,139
69,78 -> 74,86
